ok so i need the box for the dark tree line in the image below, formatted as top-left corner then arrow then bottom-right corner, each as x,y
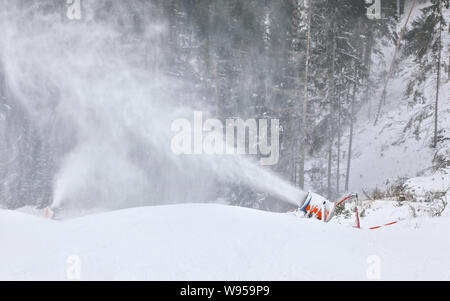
3,0 -> 443,211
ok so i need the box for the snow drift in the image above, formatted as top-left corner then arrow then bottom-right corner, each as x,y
1,204 -> 449,280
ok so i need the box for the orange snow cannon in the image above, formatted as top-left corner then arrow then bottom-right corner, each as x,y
299,192 -> 358,223
299,192 -> 335,222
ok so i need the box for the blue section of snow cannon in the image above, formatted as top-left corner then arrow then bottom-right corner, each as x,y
299,193 -> 312,213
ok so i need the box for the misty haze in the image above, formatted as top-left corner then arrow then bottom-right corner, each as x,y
0,0 -> 449,282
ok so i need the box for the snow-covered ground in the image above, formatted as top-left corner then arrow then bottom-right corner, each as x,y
1,203 -> 449,280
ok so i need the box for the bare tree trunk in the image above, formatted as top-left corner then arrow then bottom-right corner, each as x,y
327,35 -> 336,199
345,74 -> 358,192
336,93 -> 342,194
374,0 -> 417,125
345,17 -> 366,192
363,22 -> 374,119
299,0 -> 312,190
213,55 -> 220,117
434,0 -> 443,148
448,17 -> 450,81
262,0 -> 272,113
207,1 -> 220,118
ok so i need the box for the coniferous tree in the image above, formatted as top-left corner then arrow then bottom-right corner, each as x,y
403,0 -> 449,148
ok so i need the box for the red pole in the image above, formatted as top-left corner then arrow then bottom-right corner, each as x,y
353,207 -> 361,229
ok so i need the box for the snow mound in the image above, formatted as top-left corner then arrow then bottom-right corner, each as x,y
1,204 -> 449,280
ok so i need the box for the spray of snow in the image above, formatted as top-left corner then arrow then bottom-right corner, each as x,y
0,1 -> 304,211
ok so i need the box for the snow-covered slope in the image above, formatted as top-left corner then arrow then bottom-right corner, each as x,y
345,3 -> 450,195
348,66 -> 450,193
1,204 -> 449,280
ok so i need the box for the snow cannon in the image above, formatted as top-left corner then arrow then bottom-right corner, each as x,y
299,192 -> 358,223
44,207 -> 55,219
299,192 -> 334,222
44,205 -> 63,220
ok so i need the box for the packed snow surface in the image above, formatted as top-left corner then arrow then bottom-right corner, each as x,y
1,204 -> 449,280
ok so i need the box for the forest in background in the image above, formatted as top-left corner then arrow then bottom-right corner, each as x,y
0,0 -> 448,211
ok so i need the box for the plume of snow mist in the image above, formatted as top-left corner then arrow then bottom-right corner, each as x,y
0,1 -> 305,212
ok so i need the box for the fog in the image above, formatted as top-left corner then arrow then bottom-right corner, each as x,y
0,1 -> 303,212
